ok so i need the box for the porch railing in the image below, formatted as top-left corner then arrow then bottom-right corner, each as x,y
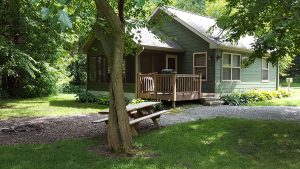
137,73 -> 202,106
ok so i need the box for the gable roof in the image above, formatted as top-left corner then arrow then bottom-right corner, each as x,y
150,6 -> 255,53
81,25 -> 183,54
131,27 -> 184,52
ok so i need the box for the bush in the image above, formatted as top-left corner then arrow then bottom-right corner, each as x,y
75,91 -> 99,103
0,89 -> 9,99
98,95 -> 109,105
75,91 -> 131,105
221,89 -> 292,106
57,84 -> 85,94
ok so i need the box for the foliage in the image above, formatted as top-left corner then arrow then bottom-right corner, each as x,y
248,89 -> 300,106
67,54 -> 87,86
283,55 -> 300,77
216,0 -> 300,64
220,89 -> 291,106
75,91 -> 99,103
57,84 -> 86,94
169,0 -> 205,14
0,0 -> 75,98
75,91 -> 131,105
153,102 -> 165,111
98,95 -> 110,105
130,98 -> 145,104
279,55 -> 294,76
205,0 -> 227,19
1,118 -> 300,168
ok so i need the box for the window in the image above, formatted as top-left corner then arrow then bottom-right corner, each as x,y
193,52 -> 207,80
88,56 -> 97,82
88,56 -> 109,83
166,55 -> 177,70
262,58 -> 269,82
222,53 -> 241,81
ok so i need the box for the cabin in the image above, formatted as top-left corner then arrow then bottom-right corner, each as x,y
82,6 -> 278,107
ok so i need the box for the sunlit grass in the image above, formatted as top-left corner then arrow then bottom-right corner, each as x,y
0,118 -> 299,169
0,94 -> 106,120
247,89 -> 300,106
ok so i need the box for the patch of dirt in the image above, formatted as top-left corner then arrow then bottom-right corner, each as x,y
0,114 -> 108,145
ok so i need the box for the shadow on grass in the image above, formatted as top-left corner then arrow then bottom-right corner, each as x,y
0,118 -> 299,169
49,100 -> 107,109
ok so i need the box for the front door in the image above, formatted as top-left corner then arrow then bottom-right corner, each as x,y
166,55 -> 177,71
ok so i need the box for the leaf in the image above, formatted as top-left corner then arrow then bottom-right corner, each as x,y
58,10 -> 72,30
57,0 -> 71,5
41,7 -> 50,20
31,0 -> 40,4
135,0 -> 145,8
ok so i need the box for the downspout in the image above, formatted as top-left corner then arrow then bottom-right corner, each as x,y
135,47 -> 144,98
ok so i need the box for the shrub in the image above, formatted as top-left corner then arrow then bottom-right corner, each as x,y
0,89 -> 9,99
278,89 -> 292,97
75,91 -> 99,103
153,102 -> 165,111
75,91 -> 131,105
221,89 -> 292,106
130,98 -> 145,104
57,84 -> 85,94
98,95 -> 109,105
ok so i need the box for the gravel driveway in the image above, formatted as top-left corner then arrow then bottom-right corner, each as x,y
1,105 -> 300,145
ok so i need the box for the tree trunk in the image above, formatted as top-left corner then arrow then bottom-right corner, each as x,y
107,32 -> 133,153
94,0 -> 133,153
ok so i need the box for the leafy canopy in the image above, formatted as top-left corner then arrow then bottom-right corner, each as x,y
217,0 -> 300,64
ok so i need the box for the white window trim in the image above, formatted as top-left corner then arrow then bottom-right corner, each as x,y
261,57 -> 269,83
166,55 -> 178,71
222,52 -> 241,82
193,52 -> 207,81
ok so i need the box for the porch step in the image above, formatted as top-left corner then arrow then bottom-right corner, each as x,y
200,96 -> 224,106
200,97 -> 220,102
201,93 -> 216,98
202,100 -> 225,106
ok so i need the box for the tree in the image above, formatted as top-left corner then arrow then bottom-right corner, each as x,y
0,0 -> 72,98
216,0 -> 300,64
38,0 -> 159,153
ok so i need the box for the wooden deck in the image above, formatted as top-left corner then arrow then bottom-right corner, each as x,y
137,73 -> 202,107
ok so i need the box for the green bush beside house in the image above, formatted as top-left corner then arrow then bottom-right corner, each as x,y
220,89 -> 292,106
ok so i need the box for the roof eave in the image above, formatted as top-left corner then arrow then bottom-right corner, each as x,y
143,45 -> 184,53
215,44 -> 253,53
149,7 -> 219,49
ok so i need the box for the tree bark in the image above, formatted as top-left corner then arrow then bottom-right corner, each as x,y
94,0 -> 133,153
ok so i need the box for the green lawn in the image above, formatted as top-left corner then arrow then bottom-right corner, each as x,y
0,118 -> 299,169
248,89 -> 300,106
0,94 -> 106,120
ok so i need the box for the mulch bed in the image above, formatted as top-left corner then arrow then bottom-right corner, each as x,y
0,114 -> 107,145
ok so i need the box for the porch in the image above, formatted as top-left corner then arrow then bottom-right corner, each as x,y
137,73 -> 202,107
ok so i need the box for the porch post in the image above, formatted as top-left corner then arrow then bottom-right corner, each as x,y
135,47 -> 143,98
172,73 -> 177,108
198,74 -> 202,99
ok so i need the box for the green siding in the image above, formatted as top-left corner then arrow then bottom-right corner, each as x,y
215,50 -> 277,94
156,14 -> 215,93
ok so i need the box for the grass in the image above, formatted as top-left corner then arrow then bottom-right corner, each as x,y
0,94 -> 107,120
248,89 -> 300,106
0,118 -> 299,169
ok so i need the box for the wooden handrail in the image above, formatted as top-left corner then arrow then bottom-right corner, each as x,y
137,73 -> 202,101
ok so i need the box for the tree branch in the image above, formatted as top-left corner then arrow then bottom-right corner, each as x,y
93,26 -> 113,57
94,0 -> 123,33
118,0 -> 125,25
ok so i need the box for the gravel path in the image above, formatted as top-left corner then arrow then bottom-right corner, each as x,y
1,105 -> 300,145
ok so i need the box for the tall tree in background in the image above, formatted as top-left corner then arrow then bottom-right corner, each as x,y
216,0 -> 300,64
0,0 -> 71,98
